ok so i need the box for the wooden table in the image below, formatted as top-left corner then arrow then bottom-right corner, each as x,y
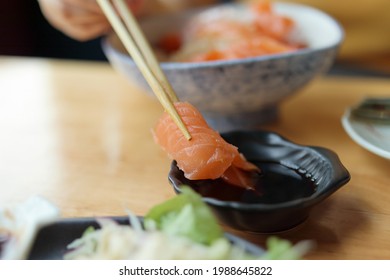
1,57 -> 389,260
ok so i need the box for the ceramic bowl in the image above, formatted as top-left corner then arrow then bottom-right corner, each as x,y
102,2 -> 343,132
168,130 -> 350,233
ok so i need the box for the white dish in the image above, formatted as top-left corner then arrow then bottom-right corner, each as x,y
342,110 -> 390,159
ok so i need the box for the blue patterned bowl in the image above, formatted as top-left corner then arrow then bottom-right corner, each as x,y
102,2 -> 343,132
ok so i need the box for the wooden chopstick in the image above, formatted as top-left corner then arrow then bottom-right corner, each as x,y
113,0 -> 178,103
97,0 -> 191,140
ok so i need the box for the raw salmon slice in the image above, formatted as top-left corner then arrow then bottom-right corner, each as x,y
153,102 -> 259,188
158,0 -> 304,62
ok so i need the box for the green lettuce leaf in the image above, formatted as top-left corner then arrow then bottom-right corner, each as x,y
260,236 -> 313,260
144,187 -> 223,245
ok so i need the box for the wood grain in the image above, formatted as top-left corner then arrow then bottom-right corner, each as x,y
1,57 -> 389,259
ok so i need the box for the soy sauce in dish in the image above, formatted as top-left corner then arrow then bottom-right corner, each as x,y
181,161 -> 317,204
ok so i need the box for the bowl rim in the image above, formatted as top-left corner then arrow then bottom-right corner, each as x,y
101,2 -> 344,70
169,130 -> 351,211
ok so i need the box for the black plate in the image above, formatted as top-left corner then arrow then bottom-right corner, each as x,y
169,130 -> 351,233
28,216 -> 265,260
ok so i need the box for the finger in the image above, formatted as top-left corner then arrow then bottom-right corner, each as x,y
62,0 -> 146,15
61,6 -> 109,25
125,0 -> 146,15
43,8 -> 111,40
38,0 -> 111,40
61,21 -> 112,41
62,0 -> 103,14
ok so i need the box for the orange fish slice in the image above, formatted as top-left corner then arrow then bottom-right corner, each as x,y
153,102 -> 260,189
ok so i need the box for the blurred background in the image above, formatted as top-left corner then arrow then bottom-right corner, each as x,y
1,0 -> 389,76
0,0 -> 106,61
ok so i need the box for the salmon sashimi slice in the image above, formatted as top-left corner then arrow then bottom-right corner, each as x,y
153,102 -> 260,189
188,36 -> 298,62
160,0 -> 304,63
251,0 -> 295,42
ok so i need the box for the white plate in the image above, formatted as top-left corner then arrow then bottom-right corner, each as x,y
342,110 -> 390,159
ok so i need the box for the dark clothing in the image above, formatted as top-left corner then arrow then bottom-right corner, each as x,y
0,0 -> 106,61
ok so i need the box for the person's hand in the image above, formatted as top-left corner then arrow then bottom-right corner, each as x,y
38,0 -> 217,41
38,0 -> 144,41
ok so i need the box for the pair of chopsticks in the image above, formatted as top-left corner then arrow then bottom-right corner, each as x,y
97,0 -> 191,140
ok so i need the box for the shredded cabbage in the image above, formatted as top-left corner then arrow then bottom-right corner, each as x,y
65,218 -> 254,260
65,187 -> 313,260
0,196 -> 59,260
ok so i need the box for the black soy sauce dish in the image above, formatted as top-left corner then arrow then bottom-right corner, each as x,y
169,130 -> 351,233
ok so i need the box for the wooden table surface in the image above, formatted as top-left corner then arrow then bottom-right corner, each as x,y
1,56 -> 389,260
